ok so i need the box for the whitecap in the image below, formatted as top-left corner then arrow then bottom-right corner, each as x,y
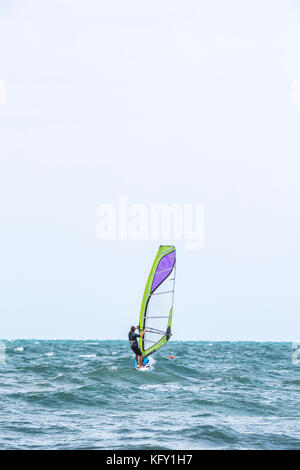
14,347 -> 24,352
79,354 -> 96,358
139,383 -> 181,391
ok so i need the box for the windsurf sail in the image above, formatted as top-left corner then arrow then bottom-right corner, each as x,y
139,245 -> 176,357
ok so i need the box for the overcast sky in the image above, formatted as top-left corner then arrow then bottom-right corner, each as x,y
0,0 -> 300,341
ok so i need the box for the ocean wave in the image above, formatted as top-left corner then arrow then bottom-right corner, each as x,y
0,340 -> 299,449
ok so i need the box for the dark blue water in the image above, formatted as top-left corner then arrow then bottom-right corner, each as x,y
0,340 -> 299,449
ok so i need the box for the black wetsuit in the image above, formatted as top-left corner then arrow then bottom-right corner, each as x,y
128,331 -> 142,356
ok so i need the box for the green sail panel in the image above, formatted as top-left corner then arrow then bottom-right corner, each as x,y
139,246 -> 176,357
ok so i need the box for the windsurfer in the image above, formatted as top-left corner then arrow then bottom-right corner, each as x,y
128,326 -> 145,367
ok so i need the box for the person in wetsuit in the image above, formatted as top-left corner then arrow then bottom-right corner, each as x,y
128,326 -> 145,367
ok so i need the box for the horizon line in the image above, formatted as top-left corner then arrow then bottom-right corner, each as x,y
1,338 -> 296,343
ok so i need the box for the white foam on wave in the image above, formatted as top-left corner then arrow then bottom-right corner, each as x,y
108,366 -> 118,371
139,367 -> 150,372
79,354 -> 96,358
140,383 -> 181,391
139,382 -> 202,392
14,347 -> 24,352
46,352 -> 54,357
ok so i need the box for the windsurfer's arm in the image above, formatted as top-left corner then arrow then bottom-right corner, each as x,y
140,329 -> 146,337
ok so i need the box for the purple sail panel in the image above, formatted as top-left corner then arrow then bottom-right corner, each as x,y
151,251 -> 175,293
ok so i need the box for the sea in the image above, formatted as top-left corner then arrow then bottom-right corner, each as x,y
0,340 -> 299,450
